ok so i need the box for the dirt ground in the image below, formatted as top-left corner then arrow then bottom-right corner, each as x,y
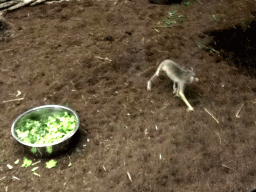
1,0 -> 256,191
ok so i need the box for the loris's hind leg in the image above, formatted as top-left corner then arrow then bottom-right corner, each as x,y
147,63 -> 163,91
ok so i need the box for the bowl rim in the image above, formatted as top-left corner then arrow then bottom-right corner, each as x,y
11,105 -> 80,147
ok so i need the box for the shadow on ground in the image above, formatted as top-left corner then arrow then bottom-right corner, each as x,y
206,18 -> 256,77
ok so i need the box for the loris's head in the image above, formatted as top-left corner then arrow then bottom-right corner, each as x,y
188,72 -> 199,84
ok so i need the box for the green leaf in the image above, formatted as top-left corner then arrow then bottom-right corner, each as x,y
46,146 -> 53,154
46,159 -> 57,169
31,147 -> 37,153
22,157 -> 32,168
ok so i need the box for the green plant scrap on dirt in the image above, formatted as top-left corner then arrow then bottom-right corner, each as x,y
8,158 -> 59,178
30,147 -> 37,153
8,157 -> 64,177
21,157 -> 32,168
158,5 -> 187,28
46,159 -> 57,169
195,39 -> 220,54
181,0 -> 193,6
46,146 -> 53,154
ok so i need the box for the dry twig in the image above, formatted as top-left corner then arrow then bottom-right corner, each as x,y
31,161 -> 41,166
95,56 -> 112,62
222,164 -> 233,170
235,103 -> 244,118
127,171 -> 132,182
2,97 -> 24,103
204,108 -> 219,124
0,176 -> 6,180
215,133 -> 221,145
12,176 -> 20,180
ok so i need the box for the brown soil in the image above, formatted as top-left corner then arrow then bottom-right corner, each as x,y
1,0 -> 256,191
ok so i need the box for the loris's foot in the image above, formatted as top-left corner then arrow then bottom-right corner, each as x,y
147,81 -> 152,91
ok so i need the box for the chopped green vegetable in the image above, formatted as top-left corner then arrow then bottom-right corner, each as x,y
46,146 -> 53,154
22,157 -> 32,168
15,109 -> 77,145
14,159 -> 19,164
31,147 -> 37,153
68,162 -> 72,167
46,159 -> 57,169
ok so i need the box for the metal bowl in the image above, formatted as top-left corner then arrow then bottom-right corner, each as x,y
11,105 -> 80,157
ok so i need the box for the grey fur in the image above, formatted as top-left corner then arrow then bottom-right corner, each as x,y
147,59 -> 198,111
